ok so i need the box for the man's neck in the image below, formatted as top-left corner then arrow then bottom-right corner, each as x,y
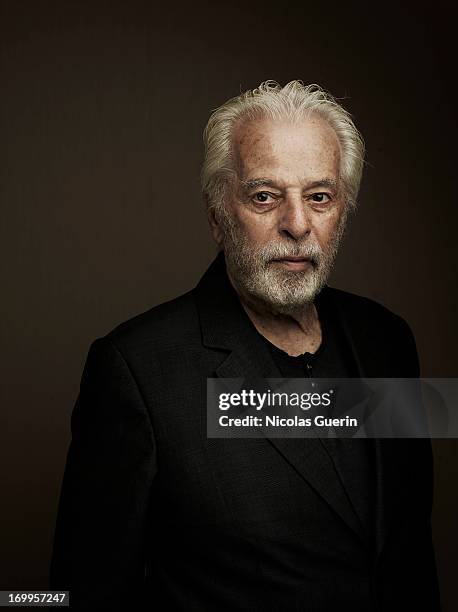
227,271 -> 322,357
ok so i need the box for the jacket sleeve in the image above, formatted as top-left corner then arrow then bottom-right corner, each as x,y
49,336 -> 157,610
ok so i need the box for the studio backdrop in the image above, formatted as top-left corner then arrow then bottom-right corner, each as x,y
1,0 -> 457,609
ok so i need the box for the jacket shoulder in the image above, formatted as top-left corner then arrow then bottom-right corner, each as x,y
323,285 -> 402,323
322,285 -> 418,348
323,285 -> 419,375
102,289 -> 199,352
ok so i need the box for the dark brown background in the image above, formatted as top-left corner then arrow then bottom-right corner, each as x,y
1,0 -> 457,608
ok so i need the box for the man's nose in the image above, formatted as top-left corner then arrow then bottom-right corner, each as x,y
278,194 -> 312,240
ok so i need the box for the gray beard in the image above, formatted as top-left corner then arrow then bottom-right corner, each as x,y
219,207 -> 348,316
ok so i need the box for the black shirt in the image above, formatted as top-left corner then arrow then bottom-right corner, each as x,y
258,291 -> 376,543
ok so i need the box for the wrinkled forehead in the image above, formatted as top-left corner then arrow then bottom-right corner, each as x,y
232,115 -> 342,183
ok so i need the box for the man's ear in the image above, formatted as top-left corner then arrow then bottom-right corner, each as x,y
206,204 -> 224,247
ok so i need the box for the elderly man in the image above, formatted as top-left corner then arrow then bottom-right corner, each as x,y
50,81 -> 440,610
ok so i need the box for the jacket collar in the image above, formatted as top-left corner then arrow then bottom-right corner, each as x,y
195,250 -> 282,378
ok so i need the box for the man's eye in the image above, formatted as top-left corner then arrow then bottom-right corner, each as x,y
310,193 -> 331,203
253,192 -> 274,204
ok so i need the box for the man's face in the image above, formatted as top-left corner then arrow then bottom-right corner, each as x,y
213,115 -> 348,314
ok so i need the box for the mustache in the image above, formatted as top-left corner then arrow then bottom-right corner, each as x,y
258,242 -> 323,264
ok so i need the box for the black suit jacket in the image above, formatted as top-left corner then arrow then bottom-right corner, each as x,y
50,252 -> 440,611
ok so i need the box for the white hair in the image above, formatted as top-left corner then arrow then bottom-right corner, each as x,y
201,80 -> 365,215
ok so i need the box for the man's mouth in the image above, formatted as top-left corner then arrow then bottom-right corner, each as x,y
271,256 -> 314,270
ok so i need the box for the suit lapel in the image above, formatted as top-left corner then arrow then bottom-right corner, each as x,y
195,252 -> 366,543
